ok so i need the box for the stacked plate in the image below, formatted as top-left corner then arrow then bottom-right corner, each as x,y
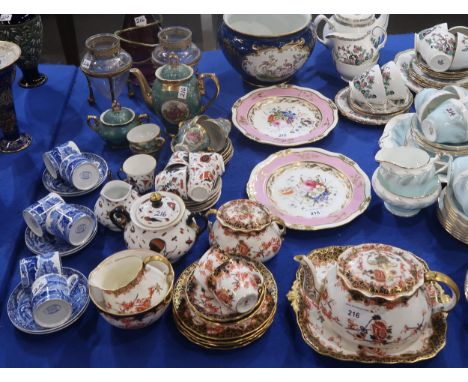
437,187 -> 468,244
172,260 -> 277,349
170,138 -> 234,165
184,178 -> 222,213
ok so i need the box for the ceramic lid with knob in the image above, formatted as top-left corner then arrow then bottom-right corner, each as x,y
335,14 -> 375,26
336,243 -> 426,301
217,199 -> 273,232
131,191 -> 185,230
155,54 -> 193,81
101,103 -> 135,125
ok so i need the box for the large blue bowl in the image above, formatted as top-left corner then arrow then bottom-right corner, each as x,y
218,14 -> 316,86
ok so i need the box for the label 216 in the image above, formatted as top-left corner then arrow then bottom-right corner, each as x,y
348,310 -> 360,319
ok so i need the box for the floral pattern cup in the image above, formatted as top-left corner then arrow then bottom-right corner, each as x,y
349,64 -> 387,106
187,152 -> 224,202
380,61 -> 408,101
154,165 -> 188,199
193,247 -> 228,291
417,27 -> 455,72
118,154 -> 156,194
450,32 -> 468,71
207,257 -> 263,314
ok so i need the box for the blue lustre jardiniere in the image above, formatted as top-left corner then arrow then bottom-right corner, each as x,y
218,14 -> 316,86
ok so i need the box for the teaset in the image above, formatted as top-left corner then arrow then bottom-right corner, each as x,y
5,14 -> 468,363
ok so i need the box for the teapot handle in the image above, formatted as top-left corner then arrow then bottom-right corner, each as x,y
425,271 -> 460,313
271,216 -> 287,238
87,115 -> 99,131
109,206 -> 130,231
314,14 -> 334,46
371,25 -> 387,51
187,212 -> 208,236
198,73 -> 220,114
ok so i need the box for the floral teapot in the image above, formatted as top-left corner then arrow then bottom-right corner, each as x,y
130,54 -> 220,126
110,191 -> 206,263
314,14 -> 389,47
294,243 -> 459,349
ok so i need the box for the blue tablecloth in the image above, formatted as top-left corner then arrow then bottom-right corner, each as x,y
1,33 -> 467,367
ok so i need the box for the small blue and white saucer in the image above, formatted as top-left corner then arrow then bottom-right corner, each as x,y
42,152 -> 109,197
7,267 -> 89,335
25,204 -> 97,257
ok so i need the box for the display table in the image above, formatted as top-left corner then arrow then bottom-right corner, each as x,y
1,34 -> 467,367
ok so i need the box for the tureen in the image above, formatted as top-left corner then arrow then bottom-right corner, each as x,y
110,192 -> 206,262
207,199 -> 286,262
294,243 -> 459,349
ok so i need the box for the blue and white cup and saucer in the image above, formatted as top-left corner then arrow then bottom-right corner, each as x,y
25,204 -> 97,257
22,193 -> 65,237
19,251 -> 62,288
7,267 -> 89,334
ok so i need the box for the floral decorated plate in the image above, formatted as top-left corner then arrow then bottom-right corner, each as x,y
42,152 -> 109,197
231,84 -> 338,146
247,148 -> 371,230
335,88 -> 411,126
25,204 -> 97,257
7,267 -> 89,335
288,246 -> 449,363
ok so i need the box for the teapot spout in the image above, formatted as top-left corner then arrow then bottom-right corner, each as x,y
130,68 -> 153,109
376,14 -> 389,30
294,255 -> 319,298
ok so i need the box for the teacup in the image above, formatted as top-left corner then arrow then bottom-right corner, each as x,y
31,272 -> 79,328
126,123 -> 165,155
19,252 -> 62,288
189,152 -> 225,176
174,120 -> 210,152
118,154 -> 156,194
450,32 -> 468,71
421,98 -> 468,143
207,258 -> 263,314
444,85 -> 468,99
380,61 -> 408,100
417,27 -> 455,72
451,156 -> 468,216
187,153 -> 223,202
154,165 -> 188,199
449,26 -> 468,35
23,193 -> 65,236
43,141 -> 80,179
349,64 -> 387,106
46,203 -> 95,246
88,254 -> 168,315
415,88 -> 457,122
167,151 -> 190,167
59,153 -> 100,190
193,247 -> 228,291
334,54 -> 379,82
415,23 -> 448,48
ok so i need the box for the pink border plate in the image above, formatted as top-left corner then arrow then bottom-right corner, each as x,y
246,148 -> 371,230
232,84 -> 339,147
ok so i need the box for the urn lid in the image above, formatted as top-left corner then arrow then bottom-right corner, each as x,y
131,191 -> 185,230
335,14 -> 375,26
217,199 -> 273,232
156,54 -> 193,82
336,244 -> 425,301
101,103 -> 135,125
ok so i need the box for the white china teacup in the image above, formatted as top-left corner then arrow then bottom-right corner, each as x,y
417,27 -> 455,72
193,247 -> 228,291
380,61 -> 408,101
118,154 -> 156,194
450,32 -> 468,71
349,64 -> 387,106
126,123 -> 165,155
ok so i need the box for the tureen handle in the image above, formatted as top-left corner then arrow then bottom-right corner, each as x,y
87,115 -> 99,131
187,212 -> 208,236
271,216 -> 287,238
198,73 -> 220,114
109,206 -> 130,231
425,271 -> 460,313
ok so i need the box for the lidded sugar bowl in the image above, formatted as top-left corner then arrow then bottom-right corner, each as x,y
295,243 -> 459,349
110,192 -> 206,262
207,199 -> 286,262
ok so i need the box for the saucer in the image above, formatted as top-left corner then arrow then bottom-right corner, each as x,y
335,88 -> 410,126
42,152 -> 109,197
378,113 -> 417,149
288,246 -> 449,363
25,204 -> 97,257
395,49 -> 424,93
7,267 -> 89,335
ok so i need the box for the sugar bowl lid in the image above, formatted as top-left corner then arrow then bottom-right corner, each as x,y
217,199 -> 273,232
335,14 -> 375,25
131,192 -> 185,230
101,102 -> 135,125
156,54 -> 193,82
336,244 -> 426,301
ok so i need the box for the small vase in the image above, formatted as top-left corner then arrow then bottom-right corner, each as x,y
0,14 -> 47,88
0,41 -> 32,153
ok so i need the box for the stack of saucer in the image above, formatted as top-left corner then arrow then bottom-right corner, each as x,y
437,187 -> 468,244
173,254 -> 277,349
184,178 -> 222,213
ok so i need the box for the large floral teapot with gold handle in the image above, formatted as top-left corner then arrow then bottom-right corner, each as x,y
294,243 -> 459,348
130,54 -> 220,126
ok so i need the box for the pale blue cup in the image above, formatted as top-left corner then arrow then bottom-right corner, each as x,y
31,273 -> 78,328
22,193 -> 65,236
422,98 -> 468,144
45,203 -> 95,246
451,156 -> 468,216
43,141 -> 80,179
19,251 -> 62,288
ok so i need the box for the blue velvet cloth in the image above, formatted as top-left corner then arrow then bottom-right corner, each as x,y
1,34 -> 467,367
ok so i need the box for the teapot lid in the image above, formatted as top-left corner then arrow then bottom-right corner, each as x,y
217,199 -> 272,232
101,102 -> 135,125
131,192 -> 185,230
336,244 -> 425,301
156,54 -> 193,81
335,14 -> 374,25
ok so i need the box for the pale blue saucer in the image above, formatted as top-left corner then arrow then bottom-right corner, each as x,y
7,267 -> 89,335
